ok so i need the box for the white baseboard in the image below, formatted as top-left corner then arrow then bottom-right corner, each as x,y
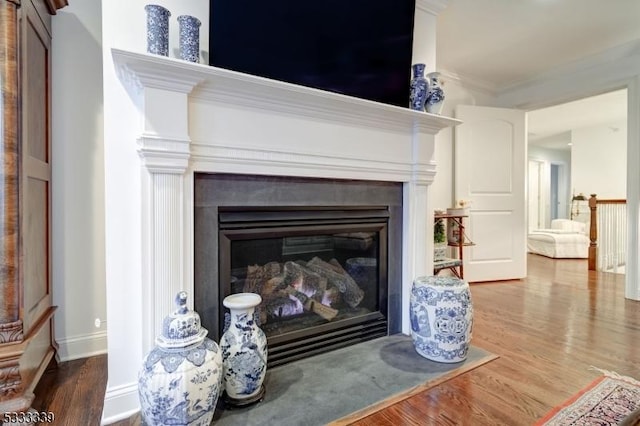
101,382 -> 140,425
55,330 -> 108,362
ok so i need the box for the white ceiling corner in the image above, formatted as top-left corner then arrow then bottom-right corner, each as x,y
436,0 -> 639,150
416,0 -> 451,16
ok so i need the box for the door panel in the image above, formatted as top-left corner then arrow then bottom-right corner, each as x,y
455,105 -> 527,282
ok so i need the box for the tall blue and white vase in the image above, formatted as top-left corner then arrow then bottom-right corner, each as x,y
409,63 -> 429,111
426,72 -> 445,114
410,276 -> 473,363
220,293 -> 268,406
145,4 -> 171,56
138,292 -> 223,426
178,15 -> 201,63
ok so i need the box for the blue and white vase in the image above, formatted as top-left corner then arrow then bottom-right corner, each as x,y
220,293 -> 268,406
178,15 -> 201,63
409,63 -> 429,111
410,276 -> 473,363
426,72 -> 445,114
138,292 -> 223,426
145,4 -> 171,56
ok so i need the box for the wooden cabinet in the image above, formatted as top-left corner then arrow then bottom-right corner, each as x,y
0,0 -> 66,413
433,214 -> 472,279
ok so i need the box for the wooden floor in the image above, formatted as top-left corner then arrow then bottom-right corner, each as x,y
31,254 -> 639,425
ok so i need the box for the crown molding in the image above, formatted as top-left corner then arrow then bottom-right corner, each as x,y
416,0 -> 450,16
497,40 -> 640,109
438,69 -> 499,97
112,48 -> 209,95
503,40 -> 640,94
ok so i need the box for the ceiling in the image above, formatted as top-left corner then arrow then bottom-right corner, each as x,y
436,0 -> 640,90
528,88 -> 627,144
436,0 -> 639,150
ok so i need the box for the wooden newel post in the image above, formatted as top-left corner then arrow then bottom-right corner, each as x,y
588,194 -> 597,271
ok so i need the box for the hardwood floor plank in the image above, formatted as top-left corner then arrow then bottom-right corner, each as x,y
29,254 -> 638,426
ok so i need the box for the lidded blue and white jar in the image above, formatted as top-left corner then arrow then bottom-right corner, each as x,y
138,291 -> 223,426
220,293 -> 268,406
410,276 -> 473,363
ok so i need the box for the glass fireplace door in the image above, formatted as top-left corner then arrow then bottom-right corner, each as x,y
218,208 -> 389,366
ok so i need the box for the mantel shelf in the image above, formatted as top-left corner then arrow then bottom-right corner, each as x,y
111,48 -> 462,134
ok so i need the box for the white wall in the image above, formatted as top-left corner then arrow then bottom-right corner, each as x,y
52,0 -> 106,361
571,120 -> 627,199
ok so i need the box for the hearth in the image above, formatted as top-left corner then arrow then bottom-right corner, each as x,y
194,174 -> 403,366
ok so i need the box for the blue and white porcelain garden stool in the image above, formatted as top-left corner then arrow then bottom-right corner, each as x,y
410,276 -> 473,363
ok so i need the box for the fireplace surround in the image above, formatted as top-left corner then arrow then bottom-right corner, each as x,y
110,45 -> 460,352
105,41 -> 460,420
194,174 -> 403,366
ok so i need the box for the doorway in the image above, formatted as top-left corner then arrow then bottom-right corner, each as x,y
527,89 -> 626,230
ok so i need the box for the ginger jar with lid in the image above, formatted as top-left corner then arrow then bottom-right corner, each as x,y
138,291 -> 223,426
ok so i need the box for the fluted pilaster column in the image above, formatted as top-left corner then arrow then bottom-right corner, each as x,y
400,123 -> 439,334
139,133 -> 191,352
113,50 -> 209,352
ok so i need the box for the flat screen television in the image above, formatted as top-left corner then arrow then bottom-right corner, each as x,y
209,1 -> 416,108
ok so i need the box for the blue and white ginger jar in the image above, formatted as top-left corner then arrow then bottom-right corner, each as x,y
220,293 -> 268,405
138,291 -> 223,426
410,276 -> 473,363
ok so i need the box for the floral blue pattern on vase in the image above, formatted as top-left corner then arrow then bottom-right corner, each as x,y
425,72 -> 445,114
410,276 -> 473,363
409,63 -> 429,111
145,4 -> 171,56
177,15 -> 201,63
220,293 -> 268,404
138,292 -> 223,426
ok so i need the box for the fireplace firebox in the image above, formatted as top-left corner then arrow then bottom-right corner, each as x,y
220,207 -> 388,366
194,174 -> 403,367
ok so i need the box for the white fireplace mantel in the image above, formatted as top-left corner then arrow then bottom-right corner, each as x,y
108,47 -> 460,419
111,45 -> 461,346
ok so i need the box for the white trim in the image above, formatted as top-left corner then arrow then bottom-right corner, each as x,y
113,49 -> 461,136
112,49 -> 208,94
137,134 -> 191,174
626,75 -> 640,300
101,382 -> 140,425
497,41 -> 640,109
415,0 -> 450,16
54,331 -> 108,362
439,69 -> 499,97
190,141 -> 438,185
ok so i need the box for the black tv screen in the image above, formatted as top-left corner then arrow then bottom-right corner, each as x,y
209,1 -> 416,108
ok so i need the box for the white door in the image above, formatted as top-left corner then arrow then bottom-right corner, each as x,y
454,105 -> 527,282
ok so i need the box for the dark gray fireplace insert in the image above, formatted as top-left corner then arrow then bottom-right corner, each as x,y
194,173 -> 403,367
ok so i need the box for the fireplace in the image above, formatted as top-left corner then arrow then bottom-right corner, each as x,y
106,46 -> 460,421
194,174 -> 403,366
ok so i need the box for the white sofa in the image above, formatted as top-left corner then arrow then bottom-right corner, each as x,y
527,219 -> 589,259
